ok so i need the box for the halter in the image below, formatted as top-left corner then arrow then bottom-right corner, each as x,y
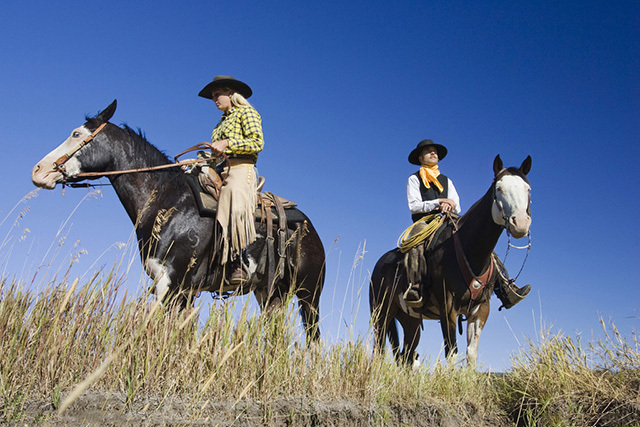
53,123 -> 107,176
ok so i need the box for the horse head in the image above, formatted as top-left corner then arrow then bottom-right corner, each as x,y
32,100 -> 117,189
491,155 -> 532,238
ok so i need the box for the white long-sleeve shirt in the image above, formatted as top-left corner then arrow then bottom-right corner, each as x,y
407,174 -> 461,216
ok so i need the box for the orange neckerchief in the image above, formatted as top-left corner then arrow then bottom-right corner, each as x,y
419,165 -> 444,192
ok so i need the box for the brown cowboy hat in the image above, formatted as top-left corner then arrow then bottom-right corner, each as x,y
198,75 -> 253,99
408,139 -> 448,165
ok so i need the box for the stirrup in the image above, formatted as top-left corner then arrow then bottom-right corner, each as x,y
229,267 -> 250,286
403,286 -> 423,308
497,281 -> 531,311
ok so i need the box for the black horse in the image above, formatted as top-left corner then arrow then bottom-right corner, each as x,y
32,100 -> 325,341
369,155 -> 531,367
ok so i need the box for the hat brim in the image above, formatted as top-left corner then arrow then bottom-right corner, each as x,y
408,143 -> 448,165
198,78 -> 252,99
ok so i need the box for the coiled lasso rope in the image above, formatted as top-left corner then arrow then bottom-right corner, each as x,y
397,213 -> 445,253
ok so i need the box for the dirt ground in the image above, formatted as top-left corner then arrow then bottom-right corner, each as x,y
7,390 -> 640,425
7,391 -> 514,426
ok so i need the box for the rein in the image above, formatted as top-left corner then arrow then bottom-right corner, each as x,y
73,158 -> 211,178
53,123 -> 228,181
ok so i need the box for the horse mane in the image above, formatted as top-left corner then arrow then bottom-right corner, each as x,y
120,124 -> 173,165
85,117 -> 173,167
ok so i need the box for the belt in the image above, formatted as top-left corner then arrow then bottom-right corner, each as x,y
228,157 -> 255,166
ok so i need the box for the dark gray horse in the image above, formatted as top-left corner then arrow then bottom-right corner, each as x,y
370,155 -> 532,367
32,100 -> 325,341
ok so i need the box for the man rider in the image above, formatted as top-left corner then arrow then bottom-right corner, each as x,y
405,139 -> 531,309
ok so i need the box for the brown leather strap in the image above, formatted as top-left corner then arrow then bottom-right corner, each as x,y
54,123 -> 107,169
267,192 -> 288,281
75,157 -> 211,178
453,232 -> 494,301
173,142 -> 214,162
263,196 -> 275,297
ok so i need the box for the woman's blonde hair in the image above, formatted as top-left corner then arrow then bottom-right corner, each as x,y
230,91 -> 252,108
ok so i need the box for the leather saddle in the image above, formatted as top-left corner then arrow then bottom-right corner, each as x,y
184,162 -> 302,293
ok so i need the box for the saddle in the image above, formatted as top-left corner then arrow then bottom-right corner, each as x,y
184,160 -> 300,293
399,214 -> 452,314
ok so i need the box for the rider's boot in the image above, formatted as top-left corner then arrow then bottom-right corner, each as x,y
230,266 -> 249,285
494,278 -> 531,310
229,251 -> 251,285
403,283 -> 423,308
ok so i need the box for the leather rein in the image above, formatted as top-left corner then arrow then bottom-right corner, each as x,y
52,123 -> 222,181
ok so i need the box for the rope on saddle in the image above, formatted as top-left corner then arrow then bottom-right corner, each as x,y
397,213 -> 445,253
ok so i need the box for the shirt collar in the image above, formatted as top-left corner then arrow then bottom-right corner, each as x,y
222,107 -> 237,118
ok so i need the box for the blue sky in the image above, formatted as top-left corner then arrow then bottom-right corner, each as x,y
1,1 -> 638,371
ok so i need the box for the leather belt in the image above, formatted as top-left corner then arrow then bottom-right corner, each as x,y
228,157 -> 255,166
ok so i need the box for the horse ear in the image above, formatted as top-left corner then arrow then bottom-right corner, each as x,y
520,155 -> 532,175
95,99 -> 117,123
493,155 -> 503,176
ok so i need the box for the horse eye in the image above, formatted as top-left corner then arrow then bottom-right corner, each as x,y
72,132 -> 81,138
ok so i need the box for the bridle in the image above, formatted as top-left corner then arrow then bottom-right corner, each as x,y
491,169 -> 532,230
491,169 -> 532,281
53,123 -> 107,177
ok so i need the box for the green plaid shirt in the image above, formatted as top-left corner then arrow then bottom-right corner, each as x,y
211,106 -> 264,162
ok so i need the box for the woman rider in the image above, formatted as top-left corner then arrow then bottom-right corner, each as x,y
406,139 -> 530,308
199,75 -> 263,285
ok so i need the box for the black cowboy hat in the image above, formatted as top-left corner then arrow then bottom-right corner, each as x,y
408,139 -> 448,165
198,75 -> 253,99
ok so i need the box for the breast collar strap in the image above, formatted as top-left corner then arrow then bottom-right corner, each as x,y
453,231 -> 494,301
53,123 -> 107,173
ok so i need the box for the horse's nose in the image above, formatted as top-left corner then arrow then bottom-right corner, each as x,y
509,214 -> 531,238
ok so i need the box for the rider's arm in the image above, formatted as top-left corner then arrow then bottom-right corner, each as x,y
448,178 -> 461,214
407,174 -> 440,214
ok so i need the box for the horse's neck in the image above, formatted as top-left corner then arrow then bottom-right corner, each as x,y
104,132 -> 180,224
456,187 -> 502,273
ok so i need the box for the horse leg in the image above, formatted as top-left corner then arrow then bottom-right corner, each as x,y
387,318 -> 400,359
466,301 -> 490,368
297,285 -> 321,342
370,269 -> 402,356
291,226 -> 325,343
438,288 -> 459,363
397,312 -> 421,366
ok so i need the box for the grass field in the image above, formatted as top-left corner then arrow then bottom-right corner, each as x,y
0,271 -> 638,425
0,193 -> 638,425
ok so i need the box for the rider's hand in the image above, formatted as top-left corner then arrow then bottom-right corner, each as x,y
210,139 -> 229,156
439,198 -> 456,213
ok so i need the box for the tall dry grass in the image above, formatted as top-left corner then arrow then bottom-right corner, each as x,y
0,191 -> 638,425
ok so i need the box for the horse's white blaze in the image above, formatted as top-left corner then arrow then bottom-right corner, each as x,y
466,319 -> 483,367
31,126 -> 91,189
145,257 -> 171,299
492,175 -> 531,238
